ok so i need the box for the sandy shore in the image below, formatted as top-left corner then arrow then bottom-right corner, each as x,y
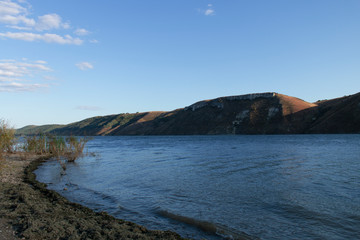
0,153 -> 184,240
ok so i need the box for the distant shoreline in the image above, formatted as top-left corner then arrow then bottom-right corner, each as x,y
0,154 -> 183,240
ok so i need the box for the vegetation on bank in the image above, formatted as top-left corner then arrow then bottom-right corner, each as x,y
24,134 -> 91,170
0,120 -> 16,158
1,119 -> 90,169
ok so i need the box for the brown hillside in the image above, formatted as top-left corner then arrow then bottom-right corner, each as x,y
16,92 -> 360,135
276,93 -> 317,116
136,111 -> 166,123
307,92 -> 360,133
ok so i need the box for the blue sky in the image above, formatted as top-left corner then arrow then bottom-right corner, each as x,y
1,0 -> 359,128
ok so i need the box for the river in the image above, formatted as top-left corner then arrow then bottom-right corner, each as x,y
35,135 -> 360,239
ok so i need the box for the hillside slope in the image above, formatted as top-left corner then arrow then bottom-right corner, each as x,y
306,92 -> 360,133
16,124 -> 64,135
16,92 -> 360,135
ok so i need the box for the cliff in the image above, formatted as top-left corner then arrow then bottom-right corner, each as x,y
16,92 -> 360,135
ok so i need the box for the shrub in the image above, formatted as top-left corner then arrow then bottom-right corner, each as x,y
47,135 -> 66,158
65,136 -> 88,162
24,134 -> 48,154
0,120 -> 16,157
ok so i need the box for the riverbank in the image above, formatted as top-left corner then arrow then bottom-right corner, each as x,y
0,153 -> 184,240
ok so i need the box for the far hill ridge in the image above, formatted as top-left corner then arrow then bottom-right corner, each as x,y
16,92 -> 360,135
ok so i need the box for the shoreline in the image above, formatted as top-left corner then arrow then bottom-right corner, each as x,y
0,153 -> 184,240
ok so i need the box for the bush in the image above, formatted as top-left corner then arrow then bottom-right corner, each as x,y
24,134 -> 47,154
0,120 -> 16,157
47,135 -> 66,158
65,136 -> 88,162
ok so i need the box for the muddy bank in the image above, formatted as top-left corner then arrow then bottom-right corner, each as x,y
0,154 -> 184,239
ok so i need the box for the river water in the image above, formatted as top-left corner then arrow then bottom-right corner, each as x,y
35,135 -> 360,239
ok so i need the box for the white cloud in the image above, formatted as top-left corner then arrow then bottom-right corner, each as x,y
0,1 -> 68,31
89,39 -> 99,44
0,0 -> 34,26
204,8 -> 215,16
0,59 -> 52,92
0,32 -> 83,45
19,62 -> 51,71
6,25 -> 31,30
76,62 -> 94,71
0,0 -> 90,45
0,68 -> 21,77
0,1 -> 24,15
35,60 -> 47,64
35,13 -> 65,31
76,105 -> 103,111
0,60 -> 52,78
202,3 -> 215,16
74,28 -> 90,36
0,82 -> 48,92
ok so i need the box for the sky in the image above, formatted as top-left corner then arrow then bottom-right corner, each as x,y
1,0 -> 359,128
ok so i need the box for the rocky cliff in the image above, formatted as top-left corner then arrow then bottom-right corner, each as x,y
16,92 -> 360,135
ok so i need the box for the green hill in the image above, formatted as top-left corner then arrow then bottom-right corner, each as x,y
16,124 -> 64,135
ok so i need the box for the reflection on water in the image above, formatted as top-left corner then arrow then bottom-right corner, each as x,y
35,135 -> 360,239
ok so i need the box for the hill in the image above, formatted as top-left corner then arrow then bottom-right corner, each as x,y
16,124 -> 64,135
16,92 -> 360,135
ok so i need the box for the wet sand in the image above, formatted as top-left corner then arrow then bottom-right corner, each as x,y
0,153 -> 184,240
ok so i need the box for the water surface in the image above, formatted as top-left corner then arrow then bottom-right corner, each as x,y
35,135 -> 360,239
